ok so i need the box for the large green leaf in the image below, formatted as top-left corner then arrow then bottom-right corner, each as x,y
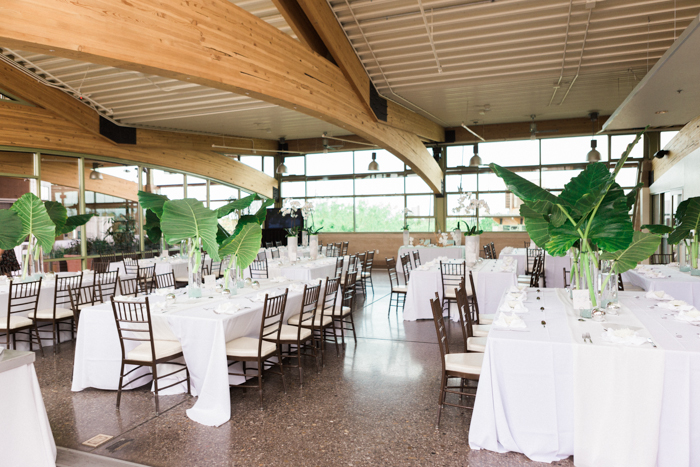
520,205 -> 550,248
547,221 -> 581,256
0,209 -> 23,249
138,191 -> 169,218
675,199 -> 690,225
216,223 -> 230,246
160,199 -> 220,261
668,197 -> 700,245
231,215 -> 260,238
600,231 -> 662,274
215,194 -> 259,219
59,214 -> 94,236
641,224 -> 674,235
144,209 -> 162,243
560,163 -> 612,220
44,201 -> 68,234
626,183 -> 643,211
586,184 -> 634,252
254,199 -> 274,224
11,193 -> 55,251
218,222 -> 262,271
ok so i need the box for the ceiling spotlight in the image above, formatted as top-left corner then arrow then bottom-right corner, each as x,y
655,110 -> 669,115
89,162 -> 103,180
469,144 -> 482,167
368,152 -> 379,171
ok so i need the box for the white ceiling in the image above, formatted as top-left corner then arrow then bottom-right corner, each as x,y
604,13 -> 700,130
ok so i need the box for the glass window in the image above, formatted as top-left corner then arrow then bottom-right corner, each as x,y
660,131 -> 679,149
282,181 -> 305,198
611,134 -> 643,160
406,194 -> 434,217
0,151 -> 34,176
210,183 -> 238,201
616,166 -> 638,188
263,156 -> 275,177
479,140 -> 539,166
355,196 -> 404,232
307,179 -> 353,197
478,192 -> 523,218
541,136 -> 609,165
239,156 -> 262,172
481,216 -> 525,232
153,170 -> 184,199
477,172 -> 507,191
445,173 -> 477,193
445,217 -> 477,231
186,175 -> 207,202
409,218 -> 435,232
405,175 -> 432,193
306,152 -> 354,176
354,175 -> 404,195
282,156 -> 305,176
541,168 -> 584,190
312,198 -> 354,232
446,145 -> 474,168
354,150 -> 405,174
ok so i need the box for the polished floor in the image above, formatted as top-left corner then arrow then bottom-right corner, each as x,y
36,271 -> 575,467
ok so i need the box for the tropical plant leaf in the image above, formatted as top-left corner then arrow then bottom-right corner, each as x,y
675,199 -> 690,225
138,191 -> 169,218
255,199 -> 274,224
560,163 -> 612,220
44,201 -> 68,233
586,184 -> 634,252
490,164 -> 569,217
231,215 -> 260,238
59,214 -> 95,236
144,209 -> 162,243
519,205 -> 550,248
11,193 -> 56,251
216,223 -> 230,246
626,183 -> 643,210
0,209 -> 23,249
668,197 -> 700,245
641,224 -> 674,235
600,231 -> 662,274
218,222 -> 262,271
546,221 -> 581,256
215,194 -> 259,219
160,199 -> 220,261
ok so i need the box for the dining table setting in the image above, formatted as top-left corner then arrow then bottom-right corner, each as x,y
245,254 -> 359,282
622,263 -> 700,309
499,246 -> 572,288
108,255 -> 212,278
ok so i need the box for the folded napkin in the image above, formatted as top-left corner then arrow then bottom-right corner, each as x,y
289,283 -> 306,292
505,292 -> 527,301
499,265 -> 514,272
601,328 -> 646,346
509,285 -> 528,293
417,265 -> 431,271
498,300 -> 528,313
667,262 -> 680,267
113,295 -> 143,302
213,302 -> 250,314
251,292 -> 268,302
677,308 -> 700,322
646,290 -> 674,301
154,287 -> 175,296
493,312 -> 527,328
503,256 -> 514,264
501,247 -> 514,255
269,276 -> 288,283
658,300 -> 694,311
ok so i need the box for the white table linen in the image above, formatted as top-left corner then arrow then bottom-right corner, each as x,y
109,257 -> 212,279
470,289 -> 700,467
499,247 -> 571,288
0,351 -> 56,467
402,259 -> 517,321
623,265 -> 700,309
245,256 -> 357,282
72,280 -> 309,427
398,245 -> 465,264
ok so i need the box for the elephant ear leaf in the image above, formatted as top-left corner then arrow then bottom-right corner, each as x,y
138,191 -> 169,218
668,197 -> 700,245
11,193 -> 55,251
44,201 -> 68,234
519,205 -> 550,248
255,199 -> 274,224
0,209 -> 23,249
144,209 -> 162,243
600,231 -> 662,274
216,194 -> 259,219
641,224 -> 674,235
160,199 -> 220,261
218,222 -> 262,271
59,214 -> 94,236
216,223 -> 230,246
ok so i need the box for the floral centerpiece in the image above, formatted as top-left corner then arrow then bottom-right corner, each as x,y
402,208 -> 412,246
452,193 -> 489,263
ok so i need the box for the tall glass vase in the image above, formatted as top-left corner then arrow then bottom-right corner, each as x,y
310,235 -> 319,260
288,236 -> 298,262
187,237 -> 202,298
572,249 -> 599,318
21,235 -> 43,281
223,255 -> 238,296
402,230 -> 410,246
598,260 -> 619,311
301,230 -> 309,247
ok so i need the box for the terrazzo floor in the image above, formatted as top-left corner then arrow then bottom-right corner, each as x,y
35,271 -> 575,467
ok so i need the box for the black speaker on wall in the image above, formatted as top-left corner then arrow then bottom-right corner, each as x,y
99,116 -> 136,144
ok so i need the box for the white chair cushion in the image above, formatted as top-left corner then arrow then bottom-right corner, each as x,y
77,303 -> 100,310
478,313 -> 496,325
467,336 -> 488,352
325,305 -> 352,317
0,315 -> 34,330
225,336 -> 277,358
445,352 -> 483,375
444,288 -> 457,299
127,340 -> 182,362
361,271 -> 371,277
28,307 -> 74,320
174,276 -> 188,283
392,285 -> 407,293
473,324 -> 492,337
278,324 -> 312,341
287,313 -> 332,327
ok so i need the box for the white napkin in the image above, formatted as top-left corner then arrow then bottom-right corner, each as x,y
113,295 -> 142,302
646,290 -> 674,301
213,302 -> 250,314
503,256 -> 514,264
499,265 -> 514,272
601,328 -> 647,346
269,276 -> 288,283
417,265 -> 431,271
203,275 -> 217,288
509,285 -> 528,293
505,292 -> 527,301
493,312 -> 527,328
658,300 -> 694,311
642,270 -> 666,278
155,287 -> 175,296
289,283 -> 306,292
498,300 -> 528,313
667,262 -> 679,268
677,308 -> 700,322
251,292 -> 268,302
501,247 -> 514,255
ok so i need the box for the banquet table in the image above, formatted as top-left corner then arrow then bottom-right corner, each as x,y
109,257 -> 212,278
470,288 -> 700,467
499,247 -> 571,288
398,245 -> 465,264
245,256 -> 358,282
622,264 -> 700,309
402,258 -> 517,321
0,350 -> 56,467
72,278 -> 323,427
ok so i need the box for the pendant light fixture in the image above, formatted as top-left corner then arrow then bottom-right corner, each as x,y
89,162 -> 103,180
469,144 -> 482,167
275,158 -> 288,174
368,152 -> 379,171
586,112 -> 601,163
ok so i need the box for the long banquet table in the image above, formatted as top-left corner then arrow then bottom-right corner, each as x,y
72,278 -> 329,427
398,245 -> 465,264
244,256 -> 358,282
622,264 -> 700,309
109,256 -> 212,278
402,258 -> 517,321
499,247 -> 572,288
470,288 -> 700,467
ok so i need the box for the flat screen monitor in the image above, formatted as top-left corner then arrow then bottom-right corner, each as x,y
265,208 -> 303,230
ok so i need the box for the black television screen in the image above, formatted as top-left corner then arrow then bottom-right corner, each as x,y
265,208 -> 303,230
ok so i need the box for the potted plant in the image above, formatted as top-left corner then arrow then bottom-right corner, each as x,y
402,208 -> 412,246
489,128 -> 660,317
307,224 -> 323,260
285,227 -> 300,262
643,197 -> 700,274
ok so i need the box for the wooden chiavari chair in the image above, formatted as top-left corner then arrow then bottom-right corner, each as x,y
249,252 -> 269,279
332,271 -> 357,345
440,261 -> 465,319
361,250 -> 375,295
226,290 -> 288,409
2,279 -> 43,356
334,256 -> 344,279
386,257 -> 406,315
412,250 -> 421,267
483,245 -> 493,259
430,296 -> 483,427
123,256 -> 139,276
275,241 -> 284,248
355,252 -> 366,294
341,241 -> 349,256
271,248 -> 280,259
650,253 -> 675,265
563,268 -> 571,288
118,277 -> 143,297
265,241 -> 273,248
137,265 -> 156,294
455,281 -> 486,352
29,273 -> 83,350
95,270 -> 120,301
289,279 -> 338,366
400,253 -> 413,283
489,242 -> 497,259
467,271 -> 493,330
111,297 -> 190,414
154,271 -> 177,289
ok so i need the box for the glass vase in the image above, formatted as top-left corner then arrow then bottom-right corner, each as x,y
288,236 -> 298,262
598,260 -> 619,312
301,230 -> 309,247
402,230 -> 410,246
187,237 -> 202,298
310,235 -> 319,260
679,242 -> 690,272
572,249 -> 599,319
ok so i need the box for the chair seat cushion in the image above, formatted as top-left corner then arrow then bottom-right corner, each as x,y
0,315 -> 34,330
127,340 -> 182,362
28,307 -> 74,320
467,336 -> 488,352
320,305 -> 352,317
77,302 -> 100,310
287,313 -> 332,327
478,313 -> 496,325
174,276 -> 189,283
445,352 -> 483,375
225,336 -> 276,358
473,324 -> 492,337
278,324 -> 312,341
392,285 -> 407,293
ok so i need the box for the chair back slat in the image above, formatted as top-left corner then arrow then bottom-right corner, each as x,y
341,242 -> 349,256
249,254 -> 269,279
54,273 -> 84,310
155,271 -> 176,289
260,290 -> 288,345
7,280 -> 42,328
400,253 -> 413,282
430,297 -> 450,367
319,277 -> 341,321
386,257 -> 401,287
334,256 -> 344,279
455,283 -> 475,352
412,250 -> 421,267
440,261 -> 465,297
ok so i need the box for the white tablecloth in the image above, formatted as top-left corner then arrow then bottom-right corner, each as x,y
470,289 -> 700,467
623,265 -> 700,309
398,245 -> 465,264
499,247 -> 572,288
109,257 -> 211,279
245,256 -> 357,283
0,351 -> 56,467
72,280 -> 312,427
402,259 -> 517,321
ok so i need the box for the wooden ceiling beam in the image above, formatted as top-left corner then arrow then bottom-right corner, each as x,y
0,0 -> 443,191
270,0 -> 330,59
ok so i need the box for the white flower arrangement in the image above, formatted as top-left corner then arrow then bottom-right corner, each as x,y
452,192 -> 490,215
409,236 -> 414,246
402,207 -> 412,230
438,232 -> 450,246
450,230 -> 461,242
280,199 -> 302,217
